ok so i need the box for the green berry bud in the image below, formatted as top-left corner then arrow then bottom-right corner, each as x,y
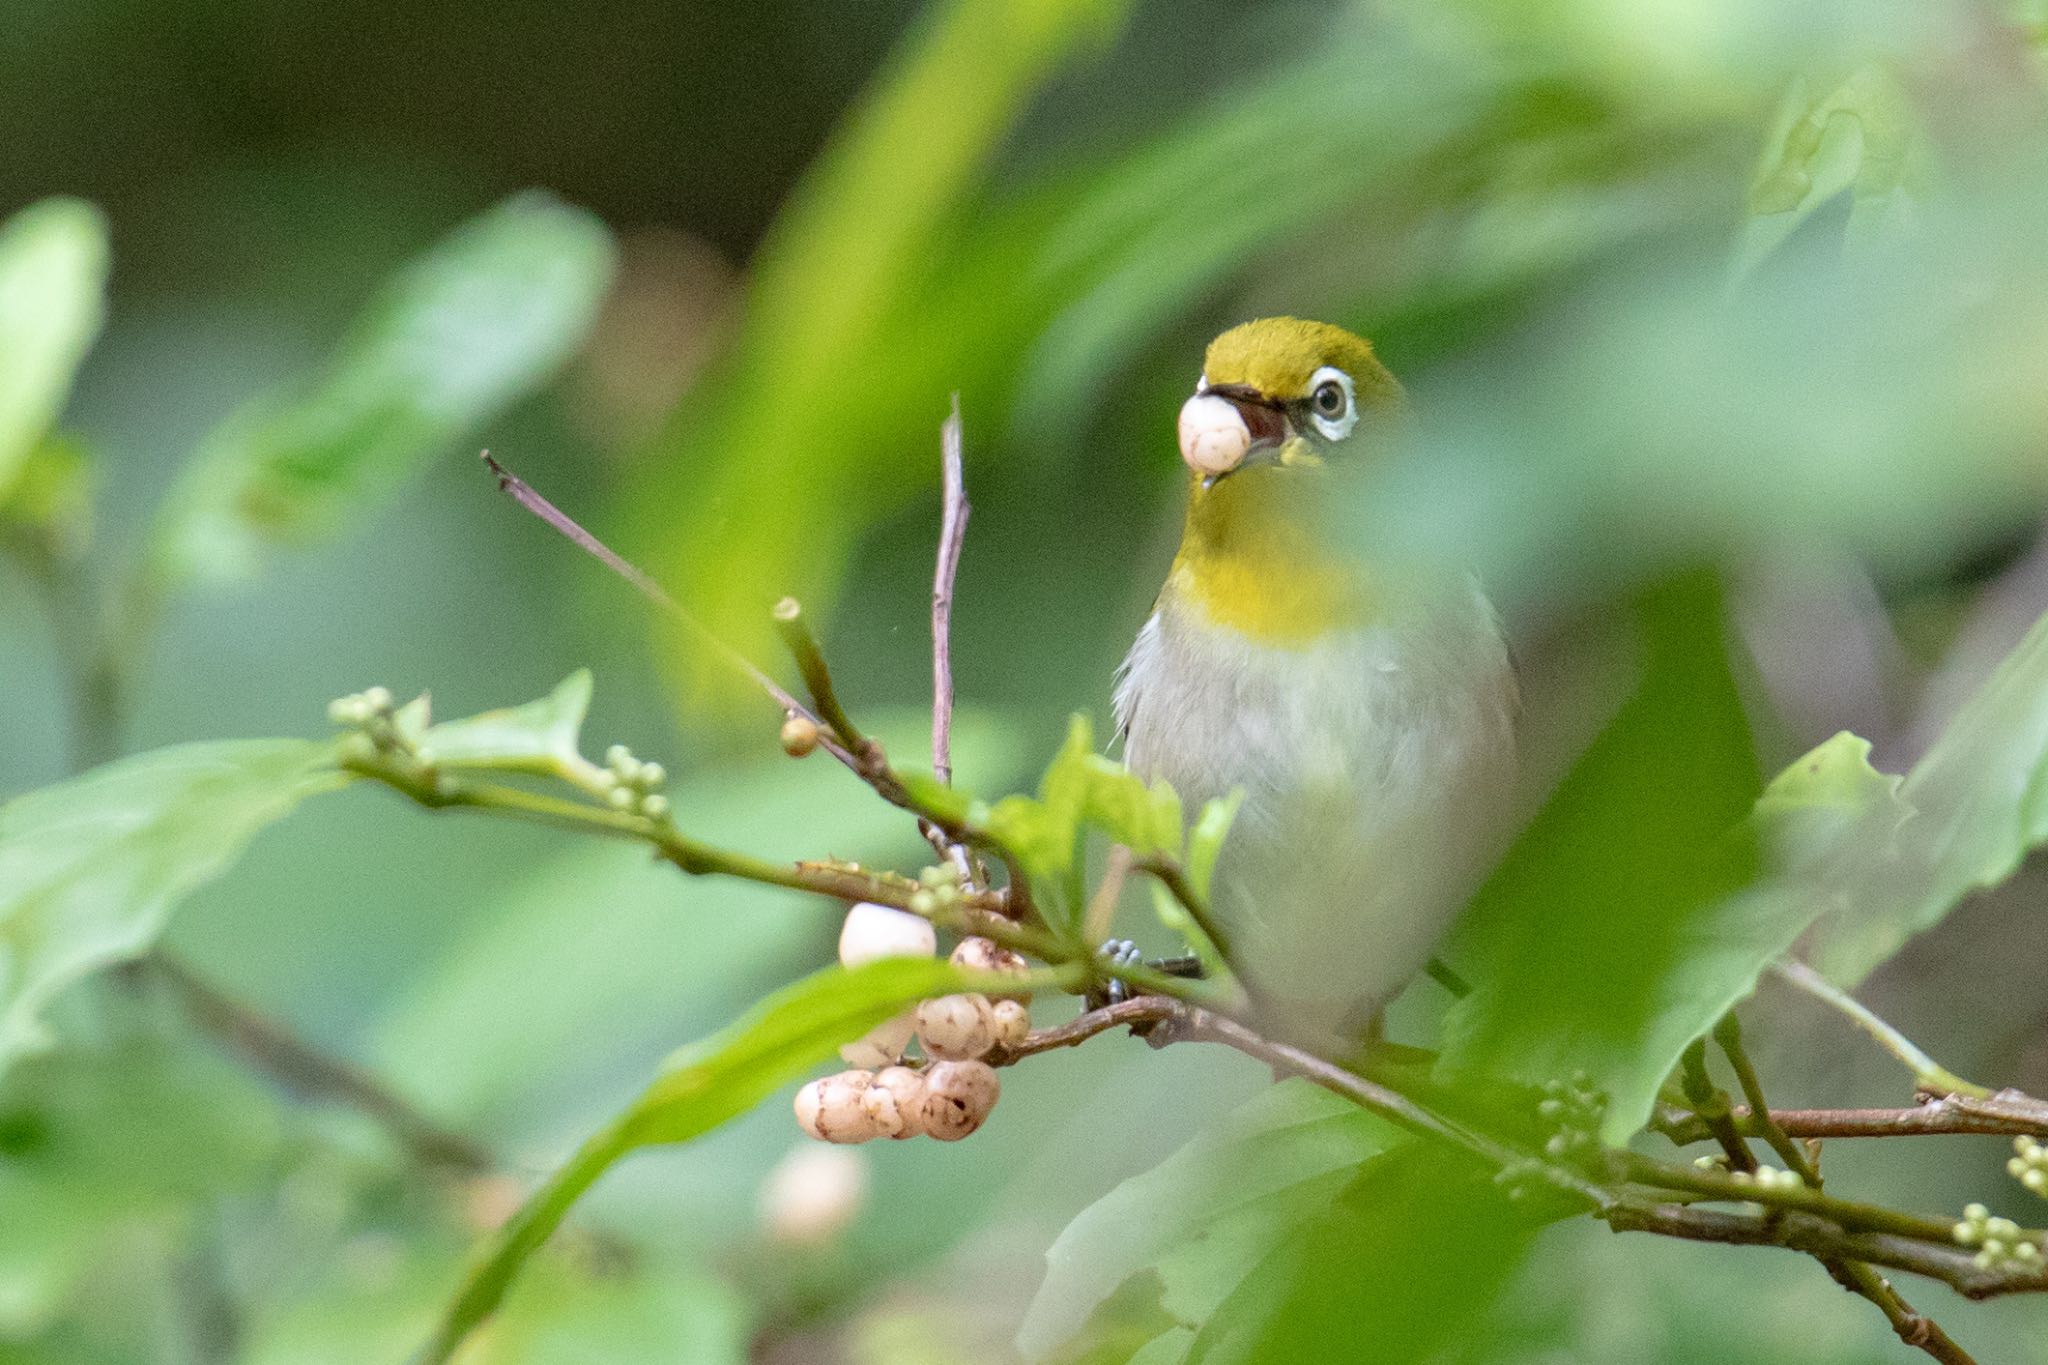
640,794 -> 669,820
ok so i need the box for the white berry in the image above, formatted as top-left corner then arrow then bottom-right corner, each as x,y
760,1145 -> 868,1246
838,902 -> 937,968
919,1060 -> 1000,1141
989,998 -> 1031,1050
839,1010 -> 916,1069
916,993 -> 996,1060
861,1066 -> 928,1140
949,936 -> 1031,999
794,1070 -> 879,1144
1177,392 -> 1251,475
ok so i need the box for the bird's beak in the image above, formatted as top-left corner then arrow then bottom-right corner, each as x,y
1178,383 -> 1290,487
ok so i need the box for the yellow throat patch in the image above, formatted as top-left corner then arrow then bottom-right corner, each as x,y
1167,466 -> 1371,645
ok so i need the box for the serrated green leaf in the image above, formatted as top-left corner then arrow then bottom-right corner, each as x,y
150,191 -> 615,586
1439,576 -> 1763,1142
414,957 -> 1053,1364
0,740 -> 344,1077
1019,1080 -> 1398,1362
1805,608 -> 2048,986
0,199 -> 107,499
416,670 -> 592,773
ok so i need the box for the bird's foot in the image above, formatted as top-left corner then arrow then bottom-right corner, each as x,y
1085,940 -> 1207,1012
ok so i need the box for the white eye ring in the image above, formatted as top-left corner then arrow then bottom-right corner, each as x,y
1306,366 -> 1356,441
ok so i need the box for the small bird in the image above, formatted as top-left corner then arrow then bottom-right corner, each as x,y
1115,318 -> 1516,1043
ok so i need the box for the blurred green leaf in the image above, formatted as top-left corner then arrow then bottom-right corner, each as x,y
641,0 -> 1139,693
1019,1079 -> 1398,1362
0,199 -> 106,502
1184,792 -> 1243,904
1439,576 -> 1762,1141
1805,607 -> 2048,986
416,669 -> 592,774
414,956 -> 1037,1364
1735,66 -> 1923,276
0,437 -> 95,561
0,740 -> 343,1078
1180,1143 -> 1537,1365
149,191 -> 615,587
0,1037 -> 281,1336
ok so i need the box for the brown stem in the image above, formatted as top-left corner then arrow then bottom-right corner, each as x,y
478,451 -> 853,767
1715,1015 -> 1972,1361
149,950 -> 493,1176
924,396 -> 977,884
1655,1098 -> 2048,1143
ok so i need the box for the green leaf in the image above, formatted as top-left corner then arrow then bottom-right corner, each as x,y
1439,575 -> 1764,1142
414,956 -> 1046,1364
1805,608 -> 2048,986
0,1037 -> 282,1336
416,669 -> 593,774
0,740 -> 343,1077
0,198 -> 107,499
1184,792 -> 1243,904
1018,1080 -> 1399,1362
1180,1144 -> 1538,1365
150,191 -> 615,586
1735,66 -> 1923,276
981,715 -> 1097,914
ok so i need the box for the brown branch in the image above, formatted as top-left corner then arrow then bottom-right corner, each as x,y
148,950 -> 493,1176
479,448 -> 1022,912
1602,1201 -> 2047,1302
1716,1015 -> 1973,1363
477,451 -> 855,770
931,394 -> 967,790
924,397 -> 977,884
989,995 -> 1183,1063
1656,1097 -> 2048,1143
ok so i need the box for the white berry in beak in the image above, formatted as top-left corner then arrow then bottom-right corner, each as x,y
1178,392 -> 1251,476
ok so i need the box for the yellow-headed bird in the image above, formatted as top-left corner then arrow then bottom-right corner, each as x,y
1115,318 -> 1516,1041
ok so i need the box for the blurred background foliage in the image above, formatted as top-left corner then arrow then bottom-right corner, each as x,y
4,0 -> 2048,1360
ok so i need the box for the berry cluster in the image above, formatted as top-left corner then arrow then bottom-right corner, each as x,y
795,889 -> 1031,1146
1953,1203 -> 2044,1270
327,686 -> 404,758
2008,1135 -> 2048,1197
601,744 -> 669,819
1536,1072 -> 1608,1164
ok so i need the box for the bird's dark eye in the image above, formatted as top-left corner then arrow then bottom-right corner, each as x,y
1312,380 -> 1347,418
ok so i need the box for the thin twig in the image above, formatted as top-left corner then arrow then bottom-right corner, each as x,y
771,596 -> 870,756
926,397 -> 977,884
1601,1201 -> 2046,1302
1680,1038 -> 1758,1173
149,951 -> 493,1176
932,394 -> 967,789
1716,1014 -> 1818,1184
1130,855 -> 1236,964
477,451 -> 853,768
1716,1015 -> 1973,1363
1656,1100 -> 2048,1142
1773,959 -> 1991,1099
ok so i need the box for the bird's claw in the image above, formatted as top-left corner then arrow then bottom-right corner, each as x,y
1087,939 -> 1144,1010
